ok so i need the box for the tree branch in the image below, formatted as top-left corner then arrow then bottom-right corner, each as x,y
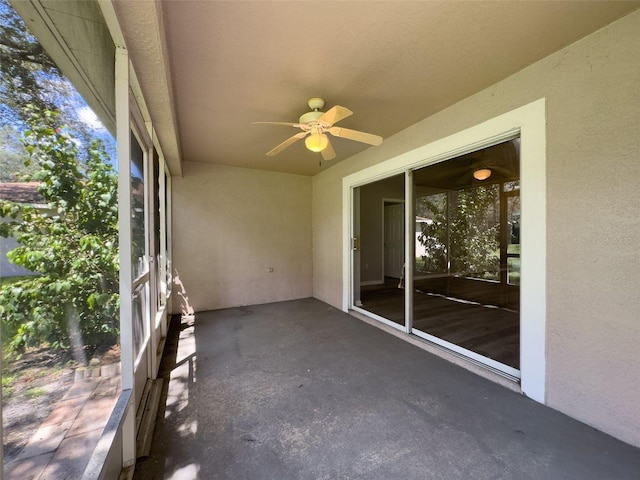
0,36 -> 58,70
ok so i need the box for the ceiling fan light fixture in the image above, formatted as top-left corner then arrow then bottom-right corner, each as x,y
473,167 -> 492,181
255,97 -> 383,158
305,133 -> 329,153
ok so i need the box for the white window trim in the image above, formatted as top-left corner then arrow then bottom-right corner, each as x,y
342,98 -> 547,404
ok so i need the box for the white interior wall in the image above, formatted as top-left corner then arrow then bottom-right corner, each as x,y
172,162 -> 313,312
312,10 -> 640,447
359,175 -> 405,283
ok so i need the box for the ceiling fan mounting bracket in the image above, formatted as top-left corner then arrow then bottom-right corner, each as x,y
307,97 -> 325,111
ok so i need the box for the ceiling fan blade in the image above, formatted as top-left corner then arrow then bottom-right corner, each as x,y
321,138 -> 336,161
266,131 -> 307,156
328,126 -> 383,146
319,105 -> 353,126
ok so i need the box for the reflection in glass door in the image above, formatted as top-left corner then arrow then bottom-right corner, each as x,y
349,140 -> 521,376
130,132 -> 150,365
412,139 -> 520,375
353,174 -> 406,328
504,187 -> 521,288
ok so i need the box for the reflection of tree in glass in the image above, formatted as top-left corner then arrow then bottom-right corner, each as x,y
0,125 -> 34,181
131,176 -> 146,277
417,185 -> 500,280
506,193 -> 521,285
0,0 -> 119,357
0,0 -> 116,177
0,109 -> 119,355
0,0 -> 59,123
416,193 -> 448,273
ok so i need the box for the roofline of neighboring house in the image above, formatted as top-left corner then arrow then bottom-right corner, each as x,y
0,182 -> 46,205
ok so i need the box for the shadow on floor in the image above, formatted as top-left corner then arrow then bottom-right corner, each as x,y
134,298 -> 640,480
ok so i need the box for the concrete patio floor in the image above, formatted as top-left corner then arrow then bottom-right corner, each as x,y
134,298 -> 640,479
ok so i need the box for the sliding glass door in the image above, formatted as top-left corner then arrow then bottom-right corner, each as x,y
352,138 -> 521,377
353,174 -> 406,328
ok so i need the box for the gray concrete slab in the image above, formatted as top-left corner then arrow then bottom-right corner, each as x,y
134,298 -> 640,479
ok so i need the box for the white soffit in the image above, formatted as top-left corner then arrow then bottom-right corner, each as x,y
112,0 -> 182,176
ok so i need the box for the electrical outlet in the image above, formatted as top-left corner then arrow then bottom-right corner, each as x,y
267,267 -> 274,273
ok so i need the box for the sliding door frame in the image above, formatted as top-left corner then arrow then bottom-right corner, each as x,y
342,99 -> 547,403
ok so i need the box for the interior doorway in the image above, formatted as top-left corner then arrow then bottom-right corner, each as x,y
383,201 -> 404,280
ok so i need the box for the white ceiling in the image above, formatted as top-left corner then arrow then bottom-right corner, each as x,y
114,1 -> 639,177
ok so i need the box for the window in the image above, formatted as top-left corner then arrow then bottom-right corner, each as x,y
0,1 -> 120,473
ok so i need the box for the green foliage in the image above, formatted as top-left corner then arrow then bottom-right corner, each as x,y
417,185 -> 500,280
450,186 -> 500,279
0,125 -> 33,180
25,386 -> 45,399
1,372 -> 15,388
416,193 -> 448,273
0,0 -> 114,180
0,108 -> 119,355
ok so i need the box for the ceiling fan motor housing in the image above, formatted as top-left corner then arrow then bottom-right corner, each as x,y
300,97 -> 326,124
299,110 -> 324,124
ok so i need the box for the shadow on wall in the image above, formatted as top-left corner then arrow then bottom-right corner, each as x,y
173,270 -> 195,315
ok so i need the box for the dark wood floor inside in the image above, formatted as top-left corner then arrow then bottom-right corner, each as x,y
360,279 -> 519,369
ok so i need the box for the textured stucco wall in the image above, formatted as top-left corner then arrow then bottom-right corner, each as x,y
312,11 -> 640,447
173,162 -> 312,312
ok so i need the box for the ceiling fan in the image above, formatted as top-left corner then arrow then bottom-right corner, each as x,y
254,97 -> 383,161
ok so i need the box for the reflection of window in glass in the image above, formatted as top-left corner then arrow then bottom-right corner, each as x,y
503,180 -> 520,192
411,138 -> 521,371
506,192 -> 521,285
132,283 -> 147,359
416,185 -> 501,281
131,132 -> 146,279
153,149 -> 162,310
450,185 -> 500,281
164,173 -> 172,297
416,192 -> 448,274
130,132 -> 149,362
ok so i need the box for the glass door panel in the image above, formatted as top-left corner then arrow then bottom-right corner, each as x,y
152,148 -> 162,313
131,132 -> 147,280
132,283 -> 147,359
130,132 -> 150,365
412,139 -> 521,373
353,174 -> 405,328
506,193 -> 521,286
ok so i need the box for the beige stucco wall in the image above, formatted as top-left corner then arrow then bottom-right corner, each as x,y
173,162 -> 312,312
312,10 -> 640,447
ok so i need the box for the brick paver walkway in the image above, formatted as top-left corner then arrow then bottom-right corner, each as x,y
5,374 -> 120,479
